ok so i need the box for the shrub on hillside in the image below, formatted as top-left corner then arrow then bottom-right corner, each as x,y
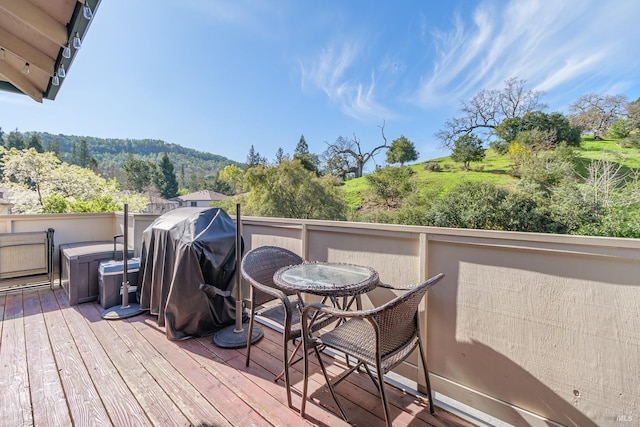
618,134 -> 640,148
424,181 -> 546,232
424,162 -> 441,172
575,206 -> 640,238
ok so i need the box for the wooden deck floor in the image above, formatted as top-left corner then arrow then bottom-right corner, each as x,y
1,288 -> 474,427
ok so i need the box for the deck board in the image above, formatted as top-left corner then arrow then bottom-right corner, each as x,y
55,291 -> 152,427
38,289 -> 113,426
71,293 -> 191,426
85,303 -> 231,427
1,292 -> 32,426
23,291 -> 72,426
130,316 -> 278,426
0,288 -> 474,427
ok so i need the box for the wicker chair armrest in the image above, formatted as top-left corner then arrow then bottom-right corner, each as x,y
301,301 -> 378,320
248,278 -> 295,312
375,282 -> 416,291
303,273 -> 446,323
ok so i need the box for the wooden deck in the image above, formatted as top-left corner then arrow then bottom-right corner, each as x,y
0,288 -> 474,427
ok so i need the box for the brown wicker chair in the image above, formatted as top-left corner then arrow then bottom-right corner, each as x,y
299,272 -> 445,426
241,245 -> 335,408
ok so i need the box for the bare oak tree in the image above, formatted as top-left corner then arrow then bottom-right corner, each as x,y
323,121 -> 389,178
581,154 -> 640,208
435,77 -> 547,149
568,94 -> 628,139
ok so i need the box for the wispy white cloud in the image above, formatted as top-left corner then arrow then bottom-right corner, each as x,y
415,0 -> 640,110
299,39 -> 393,121
183,0 -> 287,37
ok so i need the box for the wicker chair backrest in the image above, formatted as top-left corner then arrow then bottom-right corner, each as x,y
241,245 -> 303,306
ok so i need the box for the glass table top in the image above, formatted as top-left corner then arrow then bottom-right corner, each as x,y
274,262 -> 379,297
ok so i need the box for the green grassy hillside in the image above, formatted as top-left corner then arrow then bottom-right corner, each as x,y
342,137 -> 640,210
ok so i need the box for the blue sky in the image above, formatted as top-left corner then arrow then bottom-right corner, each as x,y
2,0 -> 640,167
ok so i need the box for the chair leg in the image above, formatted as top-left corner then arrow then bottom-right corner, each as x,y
316,347 -> 349,421
417,338 -> 435,415
376,361 -> 393,427
245,303 -> 255,367
282,338 -> 293,408
275,339 -> 303,382
300,336 -> 310,417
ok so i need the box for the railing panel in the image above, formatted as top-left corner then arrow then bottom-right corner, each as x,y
1,212 -> 638,426
241,217 -> 640,427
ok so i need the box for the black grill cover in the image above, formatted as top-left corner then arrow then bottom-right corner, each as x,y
139,207 -> 239,340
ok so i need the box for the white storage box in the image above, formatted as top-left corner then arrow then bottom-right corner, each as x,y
98,258 -> 140,309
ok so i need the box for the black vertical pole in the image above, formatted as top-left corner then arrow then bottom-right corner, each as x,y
212,204 -> 263,347
233,203 -> 243,332
121,203 -> 129,308
102,203 -> 143,320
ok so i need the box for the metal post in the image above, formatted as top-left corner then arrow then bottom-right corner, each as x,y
212,203 -> 263,348
102,203 -> 143,320
233,203 -> 243,333
121,204 -> 129,308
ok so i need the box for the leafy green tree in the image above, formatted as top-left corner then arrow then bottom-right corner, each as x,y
7,130 -> 24,149
607,118 -> 630,139
77,140 -> 91,167
219,164 -> 245,194
179,164 -> 186,187
44,138 -> 61,158
274,147 -> 289,165
187,170 -> 200,192
366,166 -> 416,208
201,173 -> 233,195
246,145 -> 266,168
386,135 -> 418,165
243,160 -> 345,220
627,98 -> 640,131
27,134 -> 44,153
123,154 -> 153,192
451,134 -> 485,171
1,148 -> 58,205
69,140 -> 97,168
0,147 -> 147,213
154,153 -> 179,198
494,111 -> 581,153
293,134 -> 320,174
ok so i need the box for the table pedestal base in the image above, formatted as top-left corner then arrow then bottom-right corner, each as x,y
213,323 -> 264,348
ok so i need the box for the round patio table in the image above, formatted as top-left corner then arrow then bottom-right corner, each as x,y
273,261 -> 379,298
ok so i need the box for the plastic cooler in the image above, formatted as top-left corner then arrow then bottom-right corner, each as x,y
98,258 -> 140,309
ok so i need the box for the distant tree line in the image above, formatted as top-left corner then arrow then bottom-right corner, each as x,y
3,79 -> 639,237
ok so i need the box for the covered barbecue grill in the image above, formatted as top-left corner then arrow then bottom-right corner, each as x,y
138,207 -> 241,340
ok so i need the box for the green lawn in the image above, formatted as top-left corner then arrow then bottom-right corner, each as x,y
575,137 -> 640,173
